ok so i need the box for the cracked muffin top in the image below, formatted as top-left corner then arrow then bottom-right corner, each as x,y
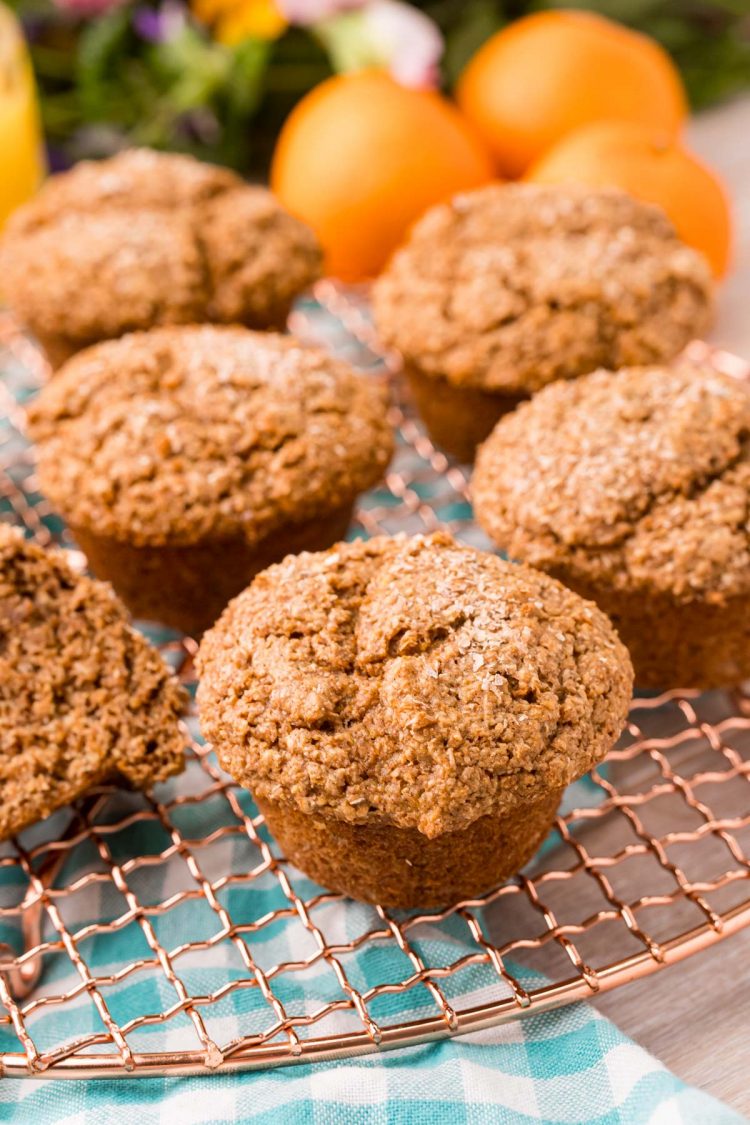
197,532 -> 632,838
372,183 -> 713,393
0,527 -> 186,840
473,363 -> 750,603
27,325 -> 393,547
0,148 -> 321,348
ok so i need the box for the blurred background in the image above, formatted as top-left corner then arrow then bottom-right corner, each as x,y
4,0 -> 749,173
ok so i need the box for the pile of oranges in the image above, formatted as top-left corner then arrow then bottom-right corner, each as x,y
271,10 -> 731,283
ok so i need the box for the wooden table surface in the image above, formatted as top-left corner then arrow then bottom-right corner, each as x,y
583,96 -> 750,1116
690,97 -> 750,363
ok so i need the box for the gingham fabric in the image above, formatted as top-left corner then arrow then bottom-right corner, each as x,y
0,997 -> 743,1123
0,765 -> 742,1124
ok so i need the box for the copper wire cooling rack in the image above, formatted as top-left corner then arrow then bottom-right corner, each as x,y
1,288 -> 750,1080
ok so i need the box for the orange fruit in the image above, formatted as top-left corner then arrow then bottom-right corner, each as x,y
456,10 -> 687,178
526,120 -> 732,277
270,69 -> 494,281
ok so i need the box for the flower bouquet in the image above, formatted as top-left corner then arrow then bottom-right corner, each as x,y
8,0 -> 750,176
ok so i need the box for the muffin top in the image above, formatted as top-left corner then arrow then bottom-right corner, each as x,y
197,532 -> 632,838
0,527 -> 186,840
0,148 -> 321,345
372,184 -> 713,393
28,325 -> 393,546
473,363 -> 750,603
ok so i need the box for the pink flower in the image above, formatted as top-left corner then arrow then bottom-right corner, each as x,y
366,0 -> 442,87
277,0 -> 362,22
53,0 -> 125,14
303,0 -> 443,89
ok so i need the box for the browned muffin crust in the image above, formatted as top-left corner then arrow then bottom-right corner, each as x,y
0,149 -> 321,350
472,363 -> 750,604
0,526 -> 186,840
197,532 -> 632,840
12,211 -> 208,349
6,147 -> 239,225
27,325 -> 393,548
372,184 -> 713,395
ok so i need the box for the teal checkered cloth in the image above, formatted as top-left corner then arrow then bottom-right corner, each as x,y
0,999 -> 742,1123
0,770 -> 742,1124
0,736 -> 742,1121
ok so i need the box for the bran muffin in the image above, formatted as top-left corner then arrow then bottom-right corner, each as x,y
27,325 -> 393,636
197,532 -> 632,907
472,363 -> 750,689
0,148 -> 321,366
372,183 -> 714,461
0,526 -> 186,840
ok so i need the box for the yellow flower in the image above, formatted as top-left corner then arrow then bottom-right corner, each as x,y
192,0 -> 287,45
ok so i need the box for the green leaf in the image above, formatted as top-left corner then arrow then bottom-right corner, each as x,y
226,38 -> 271,116
76,5 -> 133,120
441,0 -> 506,85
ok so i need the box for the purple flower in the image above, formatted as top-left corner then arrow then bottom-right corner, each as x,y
133,1 -> 186,42
18,14 -> 48,42
45,144 -> 71,175
133,7 -> 163,41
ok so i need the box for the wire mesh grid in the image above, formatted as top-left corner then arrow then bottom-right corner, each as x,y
0,286 -> 750,1080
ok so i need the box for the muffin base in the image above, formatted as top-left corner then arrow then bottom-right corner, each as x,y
256,790 -> 563,908
405,364 -> 525,463
241,303 -> 295,334
34,330 -> 81,372
72,503 -> 354,637
553,575 -> 750,690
